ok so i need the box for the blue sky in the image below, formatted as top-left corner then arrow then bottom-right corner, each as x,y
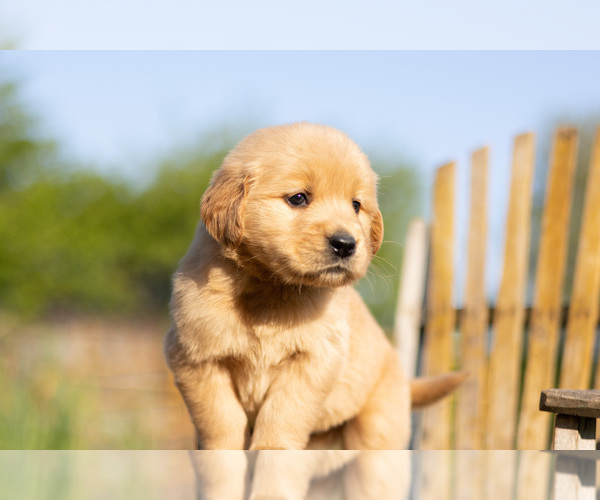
3,50 -> 600,301
2,0 -> 600,49
3,51 -> 599,184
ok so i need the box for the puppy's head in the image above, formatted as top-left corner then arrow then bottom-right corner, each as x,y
201,122 -> 383,287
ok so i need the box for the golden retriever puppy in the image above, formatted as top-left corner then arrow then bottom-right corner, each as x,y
165,122 -> 462,450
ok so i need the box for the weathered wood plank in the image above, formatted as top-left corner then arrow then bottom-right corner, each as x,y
456,146 -> 489,451
561,128 -> 600,391
486,132 -> 536,449
552,414 -> 596,450
456,451 -> 485,499
540,389 -> 600,419
484,452 -> 517,500
421,162 -> 456,450
553,453 -> 597,500
517,452 -> 551,500
394,218 -> 428,379
554,450 -> 600,460
418,451 -> 452,500
519,127 -> 579,450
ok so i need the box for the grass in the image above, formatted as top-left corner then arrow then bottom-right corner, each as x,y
0,318 -> 167,450
0,360 -> 88,449
0,451 -> 195,499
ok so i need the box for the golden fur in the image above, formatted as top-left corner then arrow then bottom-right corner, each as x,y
165,122 -> 462,450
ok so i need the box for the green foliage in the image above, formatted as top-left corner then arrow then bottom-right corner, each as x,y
121,150 -> 222,311
0,75 -> 421,327
357,163 -> 422,329
0,155 -> 222,317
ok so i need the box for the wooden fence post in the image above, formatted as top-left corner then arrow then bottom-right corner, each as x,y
394,218 -> 428,379
421,162 -> 456,450
486,132 -> 536,450
561,127 -> 600,391
519,128 -> 578,450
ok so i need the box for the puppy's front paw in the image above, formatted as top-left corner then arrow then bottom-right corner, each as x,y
249,451 -> 313,500
250,490 -> 304,500
250,496 -> 295,500
249,445 -> 287,450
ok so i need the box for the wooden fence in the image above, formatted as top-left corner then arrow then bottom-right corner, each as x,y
395,126 -> 600,450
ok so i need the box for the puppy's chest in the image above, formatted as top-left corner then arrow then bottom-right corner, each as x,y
216,291 -> 352,415
230,339 -> 290,413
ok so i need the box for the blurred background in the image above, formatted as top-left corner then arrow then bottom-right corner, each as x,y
1,48 -> 600,450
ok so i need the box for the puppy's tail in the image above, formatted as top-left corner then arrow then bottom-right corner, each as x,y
410,372 -> 468,409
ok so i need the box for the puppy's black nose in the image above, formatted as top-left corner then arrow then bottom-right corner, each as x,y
329,233 -> 356,259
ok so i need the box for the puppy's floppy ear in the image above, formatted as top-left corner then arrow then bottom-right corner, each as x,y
370,210 -> 384,256
201,168 -> 252,248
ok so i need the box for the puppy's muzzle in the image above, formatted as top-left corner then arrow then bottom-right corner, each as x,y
328,232 -> 356,259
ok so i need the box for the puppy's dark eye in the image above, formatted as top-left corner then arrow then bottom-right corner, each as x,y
287,193 -> 309,207
352,200 -> 361,214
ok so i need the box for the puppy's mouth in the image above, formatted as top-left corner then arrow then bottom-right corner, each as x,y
323,265 -> 347,274
300,264 -> 353,280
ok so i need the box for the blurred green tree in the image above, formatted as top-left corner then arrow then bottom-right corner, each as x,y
0,80 -> 55,193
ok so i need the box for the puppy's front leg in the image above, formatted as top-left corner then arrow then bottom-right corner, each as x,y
173,360 -> 250,450
250,356 -> 337,450
189,450 -> 249,500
